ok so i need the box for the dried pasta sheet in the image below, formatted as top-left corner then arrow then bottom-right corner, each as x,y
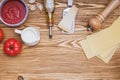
79,40 -> 118,63
97,44 -> 118,63
87,17 -> 120,58
79,40 -> 93,59
79,17 -> 120,63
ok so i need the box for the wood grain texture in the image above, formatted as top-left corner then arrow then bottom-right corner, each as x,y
0,0 -> 120,80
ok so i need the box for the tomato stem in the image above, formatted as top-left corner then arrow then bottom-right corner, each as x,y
10,46 -> 14,50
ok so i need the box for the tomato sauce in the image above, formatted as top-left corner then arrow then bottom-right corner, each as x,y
1,0 -> 26,24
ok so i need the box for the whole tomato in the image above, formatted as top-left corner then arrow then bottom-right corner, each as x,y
0,28 -> 4,42
4,38 -> 22,56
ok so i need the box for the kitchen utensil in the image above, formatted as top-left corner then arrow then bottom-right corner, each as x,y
87,0 -> 120,31
63,0 -> 75,33
44,0 -> 55,38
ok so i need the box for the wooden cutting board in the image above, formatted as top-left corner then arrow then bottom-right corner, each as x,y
0,0 -> 120,80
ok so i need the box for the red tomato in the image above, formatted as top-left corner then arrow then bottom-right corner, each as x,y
0,28 -> 4,42
4,38 -> 22,56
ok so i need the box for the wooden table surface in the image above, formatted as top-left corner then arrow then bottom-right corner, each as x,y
0,0 -> 120,80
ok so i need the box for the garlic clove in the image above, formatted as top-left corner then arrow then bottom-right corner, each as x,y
29,5 -> 36,11
36,3 -> 44,12
28,0 -> 36,4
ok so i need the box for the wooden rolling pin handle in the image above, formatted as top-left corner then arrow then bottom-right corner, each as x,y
87,0 -> 120,31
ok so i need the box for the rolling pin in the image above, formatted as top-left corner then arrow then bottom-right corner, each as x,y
87,0 -> 120,31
